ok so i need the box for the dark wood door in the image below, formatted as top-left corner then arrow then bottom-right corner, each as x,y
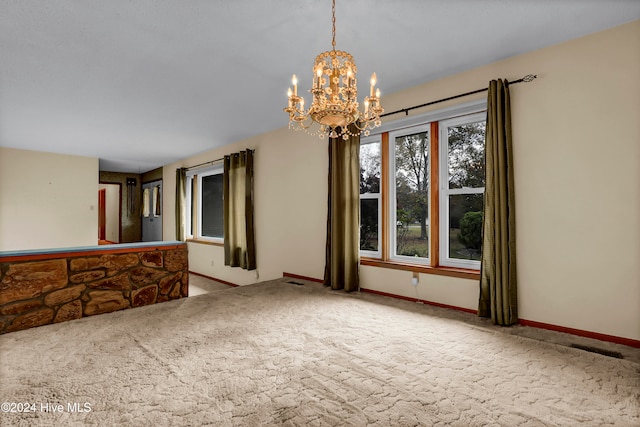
98,189 -> 106,241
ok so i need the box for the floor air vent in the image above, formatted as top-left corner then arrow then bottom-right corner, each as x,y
287,281 -> 305,286
570,344 -> 623,359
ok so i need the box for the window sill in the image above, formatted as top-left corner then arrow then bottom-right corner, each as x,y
360,257 -> 480,280
186,238 -> 224,247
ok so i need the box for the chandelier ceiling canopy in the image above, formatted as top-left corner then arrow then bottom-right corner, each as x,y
284,0 -> 383,140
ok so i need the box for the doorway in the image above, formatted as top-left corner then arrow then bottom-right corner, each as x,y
142,180 -> 163,242
98,183 -> 121,244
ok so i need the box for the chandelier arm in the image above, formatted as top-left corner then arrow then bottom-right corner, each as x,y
292,114 -> 316,130
349,121 -> 367,132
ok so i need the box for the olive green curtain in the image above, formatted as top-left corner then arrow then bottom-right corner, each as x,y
324,128 -> 360,292
175,167 -> 187,242
479,79 -> 518,325
223,150 -> 256,271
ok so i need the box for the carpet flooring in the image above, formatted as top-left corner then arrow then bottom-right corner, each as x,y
1,278 -> 638,426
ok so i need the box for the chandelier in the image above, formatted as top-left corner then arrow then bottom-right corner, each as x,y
284,0 -> 383,140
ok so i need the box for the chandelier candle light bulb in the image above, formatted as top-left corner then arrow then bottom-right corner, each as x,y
370,73 -> 376,97
283,0 -> 383,139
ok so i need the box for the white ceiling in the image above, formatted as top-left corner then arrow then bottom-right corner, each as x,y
1,1 -> 639,173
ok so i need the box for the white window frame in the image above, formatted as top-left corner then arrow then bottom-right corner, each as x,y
389,123 -> 431,265
186,163 -> 224,243
359,135 -> 382,258
439,112 -> 486,269
359,193 -> 382,258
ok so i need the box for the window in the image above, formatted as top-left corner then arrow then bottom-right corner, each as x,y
359,101 -> 486,274
186,164 -> 224,243
390,124 -> 430,264
359,135 -> 382,258
439,113 -> 485,269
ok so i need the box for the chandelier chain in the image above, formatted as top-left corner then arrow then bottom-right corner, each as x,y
331,0 -> 336,50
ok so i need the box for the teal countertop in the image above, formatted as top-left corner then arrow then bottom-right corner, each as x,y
0,241 -> 185,258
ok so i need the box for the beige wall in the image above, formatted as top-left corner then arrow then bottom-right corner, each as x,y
377,20 -> 639,341
360,20 -> 640,341
163,126 -> 328,286
164,21 -> 639,341
0,147 -> 99,251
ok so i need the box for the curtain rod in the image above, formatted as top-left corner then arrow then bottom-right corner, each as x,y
380,74 -> 537,118
185,158 -> 223,171
185,148 -> 255,171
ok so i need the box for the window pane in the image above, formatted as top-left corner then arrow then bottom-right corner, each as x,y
448,121 -> 485,189
201,174 -> 224,238
448,193 -> 483,261
360,141 -> 380,194
360,198 -> 379,251
395,131 -> 429,258
189,178 -> 196,235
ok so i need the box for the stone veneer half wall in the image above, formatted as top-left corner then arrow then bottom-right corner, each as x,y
0,242 -> 188,334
